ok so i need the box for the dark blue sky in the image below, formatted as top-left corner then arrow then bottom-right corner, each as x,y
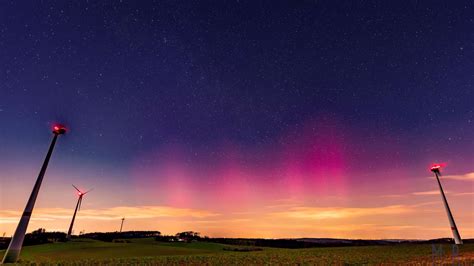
1,1 -> 474,239
0,1 -> 473,171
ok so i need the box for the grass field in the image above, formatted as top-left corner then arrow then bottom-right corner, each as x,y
1,238 -> 474,265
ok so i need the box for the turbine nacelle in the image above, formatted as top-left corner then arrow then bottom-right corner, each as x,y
72,184 -> 92,198
430,164 -> 441,174
72,185 -> 92,211
52,124 -> 67,135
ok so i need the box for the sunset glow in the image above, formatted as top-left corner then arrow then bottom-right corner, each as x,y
1,122 -> 473,239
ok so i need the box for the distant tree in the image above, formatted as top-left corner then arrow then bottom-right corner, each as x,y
155,234 -> 176,242
80,231 -> 161,242
176,231 -> 201,242
23,228 -> 66,246
32,228 -> 46,234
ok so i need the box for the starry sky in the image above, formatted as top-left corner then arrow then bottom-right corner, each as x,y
0,1 -> 473,239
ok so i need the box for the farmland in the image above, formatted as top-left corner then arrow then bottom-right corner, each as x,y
1,238 -> 474,264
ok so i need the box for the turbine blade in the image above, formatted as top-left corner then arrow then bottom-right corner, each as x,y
72,184 -> 81,193
83,188 -> 94,195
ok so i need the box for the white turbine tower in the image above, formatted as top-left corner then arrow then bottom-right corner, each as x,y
431,164 -> 462,245
2,124 -> 67,263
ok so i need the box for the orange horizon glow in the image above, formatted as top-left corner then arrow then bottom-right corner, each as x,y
1,170 -> 473,239
1,119 -> 473,240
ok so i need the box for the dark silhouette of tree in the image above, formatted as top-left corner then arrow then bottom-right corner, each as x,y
80,231 -> 161,242
22,228 -> 67,246
176,231 -> 201,242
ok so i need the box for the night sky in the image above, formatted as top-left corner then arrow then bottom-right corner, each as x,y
0,1 -> 473,238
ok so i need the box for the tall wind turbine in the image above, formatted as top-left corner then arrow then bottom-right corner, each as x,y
2,124 -> 67,263
431,164 -> 463,245
67,185 -> 92,240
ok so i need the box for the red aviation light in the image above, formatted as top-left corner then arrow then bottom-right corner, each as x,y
52,124 -> 67,135
430,164 -> 441,171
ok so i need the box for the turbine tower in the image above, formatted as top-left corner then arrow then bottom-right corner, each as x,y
431,164 -> 463,245
67,185 -> 92,240
120,217 -> 125,232
2,124 -> 67,263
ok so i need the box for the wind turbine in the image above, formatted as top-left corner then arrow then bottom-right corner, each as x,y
120,217 -> 125,232
67,185 -> 92,240
431,164 -> 463,245
2,124 -> 67,263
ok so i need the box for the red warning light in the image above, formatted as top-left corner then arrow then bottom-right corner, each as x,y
52,124 -> 67,135
430,163 -> 446,174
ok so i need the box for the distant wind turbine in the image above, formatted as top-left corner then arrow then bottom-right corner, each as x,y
431,164 -> 463,245
67,185 -> 93,240
120,217 -> 125,232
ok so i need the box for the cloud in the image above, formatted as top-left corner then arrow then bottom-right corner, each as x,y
411,201 -> 438,207
193,218 -> 252,224
0,217 -> 55,224
381,194 -> 404,198
269,205 -> 413,220
412,190 -> 442,196
0,217 -> 21,224
379,225 -> 420,230
296,223 -> 421,232
382,190 -> 449,198
0,205 -> 219,223
81,206 -> 219,219
433,172 -> 474,181
453,192 -> 474,196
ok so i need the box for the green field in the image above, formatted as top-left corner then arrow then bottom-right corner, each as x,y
1,238 -> 474,265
